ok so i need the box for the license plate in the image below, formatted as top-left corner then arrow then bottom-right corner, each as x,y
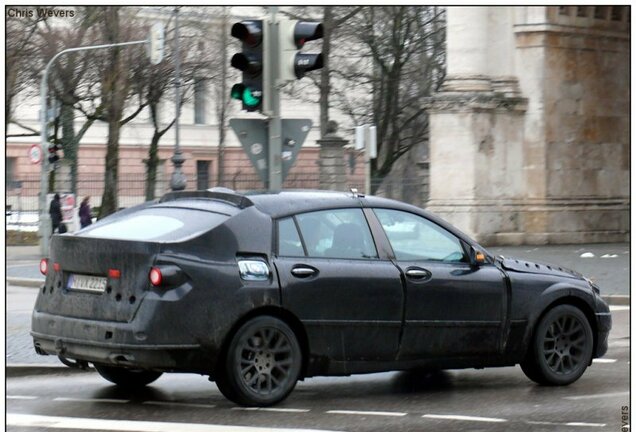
67,274 -> 108,293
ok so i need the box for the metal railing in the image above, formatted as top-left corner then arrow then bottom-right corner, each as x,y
6,170 -> 428,231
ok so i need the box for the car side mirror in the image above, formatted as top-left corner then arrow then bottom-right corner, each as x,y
469,246 -> 487,267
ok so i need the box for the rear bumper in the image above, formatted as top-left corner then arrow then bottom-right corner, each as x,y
31,311 -> 216,372
594,312 -> 612,358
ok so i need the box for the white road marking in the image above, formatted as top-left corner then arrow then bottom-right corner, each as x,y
422,414 -> 507,423
7,413 -> 342,432
7,395 -> 38,400
54,397 -> 129,404
327,410 -> 407,417
526,420 -> 606,427
233,407 -> 311,413
592,358 -> 617,363
143,401 -> 216,409
610,306 -> 629,311
564,391 -> 630,400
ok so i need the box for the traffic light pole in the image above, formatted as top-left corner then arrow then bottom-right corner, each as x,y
266,7 -> 283,191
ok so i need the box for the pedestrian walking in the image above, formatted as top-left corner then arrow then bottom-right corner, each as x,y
49,193 -> 63,234
79,196 -> 93,228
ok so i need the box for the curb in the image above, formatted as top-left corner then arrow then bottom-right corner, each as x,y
6,364 -> 94,378
7,277 -> 44,288
602,295 -> 630,306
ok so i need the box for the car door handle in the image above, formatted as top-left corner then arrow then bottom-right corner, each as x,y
405,268 -> 431,280
291,267 -> 317,278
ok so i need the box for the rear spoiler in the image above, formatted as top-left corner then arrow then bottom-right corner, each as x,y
159,190 -> 254,209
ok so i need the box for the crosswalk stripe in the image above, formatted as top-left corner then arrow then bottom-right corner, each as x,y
7,413 -> 344,432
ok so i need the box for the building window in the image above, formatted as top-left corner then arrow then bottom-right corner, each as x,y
194,78 -> 206,125
611,6 -> 625,21
558,6 -> 570,16
197,160 -> 211,190
6,157 -> 17,188
594,6 -> 610,20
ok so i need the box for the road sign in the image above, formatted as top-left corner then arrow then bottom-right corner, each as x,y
28,144 -> 42,164
280,118 -> 312,178
230,118 -> 312,186
148,23 -> 165,65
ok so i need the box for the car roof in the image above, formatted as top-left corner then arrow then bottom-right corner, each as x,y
248,190 -> 363,218
157,189 -> 478,246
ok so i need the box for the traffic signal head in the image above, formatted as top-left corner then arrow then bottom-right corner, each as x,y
48,143 -> 61,164
279,20 -> 324,82
230,20 -> 264,112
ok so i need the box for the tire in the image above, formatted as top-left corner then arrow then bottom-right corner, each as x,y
521,304 -> 593,386
94,364 -> 162,388
217,316 -> 302,406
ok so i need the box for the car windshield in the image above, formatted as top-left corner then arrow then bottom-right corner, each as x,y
80,207 -> 229,242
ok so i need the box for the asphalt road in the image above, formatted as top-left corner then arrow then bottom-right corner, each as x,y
6,281 -> 630,432
7,328 -> 630,432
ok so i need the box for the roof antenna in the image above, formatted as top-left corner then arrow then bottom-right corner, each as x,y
350,188 -> 365,198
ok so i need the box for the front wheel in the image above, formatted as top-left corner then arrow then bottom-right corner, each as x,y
216,316 -> 302,406
521,305 -> 593,386
94,364 -> 162,388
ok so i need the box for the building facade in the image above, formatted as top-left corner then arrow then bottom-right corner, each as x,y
427,6 -> 629,244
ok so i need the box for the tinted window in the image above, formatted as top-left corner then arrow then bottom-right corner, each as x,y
374,209 -> 466,262
296,209 -> 377,259
81,208 -> 228,242
278,218 -> 304,256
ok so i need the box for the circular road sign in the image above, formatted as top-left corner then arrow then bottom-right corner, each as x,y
28,144 -> 42,164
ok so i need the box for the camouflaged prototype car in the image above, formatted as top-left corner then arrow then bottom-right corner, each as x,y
32,189 -> 611,406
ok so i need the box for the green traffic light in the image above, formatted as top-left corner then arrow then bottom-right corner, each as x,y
231,83 -> 261,109
242,87 -> 261,107
231,84 -> 244,100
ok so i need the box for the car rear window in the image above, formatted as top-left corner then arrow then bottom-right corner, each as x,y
80,208 -> 229,242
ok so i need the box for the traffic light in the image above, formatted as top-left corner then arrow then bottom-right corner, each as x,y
48,143 -> 61,164
230,20 -> 264,112
279,20 -> 324,82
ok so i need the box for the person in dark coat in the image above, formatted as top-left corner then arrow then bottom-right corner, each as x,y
79,196 -> 92,228
49,193 -> 63,234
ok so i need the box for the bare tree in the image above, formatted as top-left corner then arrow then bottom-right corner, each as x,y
6,10 -> 45,135
333,6 -> 446,193
82,7 -> 150,217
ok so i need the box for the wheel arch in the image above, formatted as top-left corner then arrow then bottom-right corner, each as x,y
216,306 -> 310,379
524,293 -> 598,361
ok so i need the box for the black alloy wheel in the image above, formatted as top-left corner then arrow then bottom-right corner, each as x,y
521,304 -> 593,385
93,364 -> 163,388
217,316 -> 302,406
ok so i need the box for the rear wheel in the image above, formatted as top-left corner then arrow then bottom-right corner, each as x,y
217,316 -> 302,406
94,364 -> 162,388
521,305 -> 593,386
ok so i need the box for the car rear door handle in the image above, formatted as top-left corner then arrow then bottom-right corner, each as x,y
291,266 -> 317,278
405,267 -> 431,281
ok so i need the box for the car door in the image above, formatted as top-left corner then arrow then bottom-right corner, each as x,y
274,208 -> 404,362
372,208 -> 506,359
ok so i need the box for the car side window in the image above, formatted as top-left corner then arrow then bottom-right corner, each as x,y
374,209 -> 466,263
278,217 -> 304,257
296,209 -> 378,259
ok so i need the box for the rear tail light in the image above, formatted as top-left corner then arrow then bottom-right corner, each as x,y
53,262 -> 61,272
108,268 -> 121,279
39,259 -> 48,275
148,265 -> 184,287
149,267 -> 163,286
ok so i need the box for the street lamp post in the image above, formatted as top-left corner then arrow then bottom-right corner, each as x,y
169,7 -> 187,191
38,40 -> 146,256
